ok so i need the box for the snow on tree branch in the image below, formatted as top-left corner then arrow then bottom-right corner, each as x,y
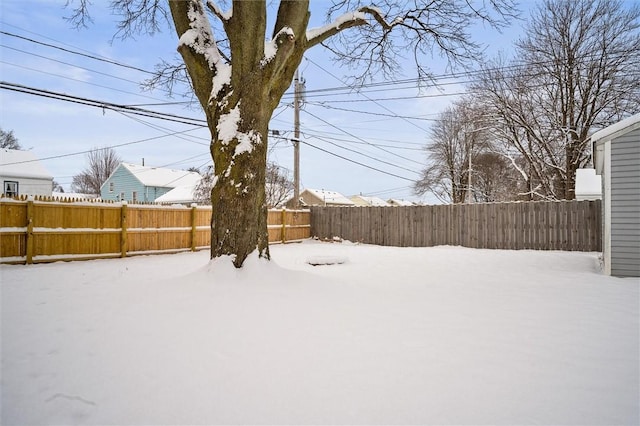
262,26 -> 295,67
306,5 -> 406,51
178,1 -> 223,69
174,0 -> 231,102
206,0 -> 232,22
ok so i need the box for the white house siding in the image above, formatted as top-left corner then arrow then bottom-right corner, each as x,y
609,127 -> 640,277
7,177 -> 52,195
1,176 -> 53,196
0,149 -> 53,197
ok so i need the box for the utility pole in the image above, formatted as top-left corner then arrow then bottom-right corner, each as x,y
293,69 -> 301,208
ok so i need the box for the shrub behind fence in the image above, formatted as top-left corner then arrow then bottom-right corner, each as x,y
311,200 -> 601,251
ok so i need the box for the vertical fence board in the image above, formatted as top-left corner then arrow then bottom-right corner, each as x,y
308,200 -> 601,252
1,198 -> 310,263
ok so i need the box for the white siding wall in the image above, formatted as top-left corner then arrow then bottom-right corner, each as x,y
610,127 -> 640,277
1,176 -> 52,196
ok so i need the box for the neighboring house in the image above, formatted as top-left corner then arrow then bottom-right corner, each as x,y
592,113 -> 640,277
291,188 -> 355,207
350,195 -> 389,206
101,162 -> 201,203
574,168 -> 602,201
387,199 -> 415,206
0,148 -> 53,197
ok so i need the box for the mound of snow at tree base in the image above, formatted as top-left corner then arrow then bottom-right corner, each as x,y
1,241 -> 638,425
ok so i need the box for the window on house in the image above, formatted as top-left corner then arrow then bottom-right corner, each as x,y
119,192 -> 125,201
132,191 -> 138,202
4,181 -> 18,197
109,182 -> 114,192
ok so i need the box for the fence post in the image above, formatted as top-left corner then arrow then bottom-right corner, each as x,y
281,208 -> 287,244
25,198 -> 34,264
191,204 -> 197,251
120,202 -> 128,258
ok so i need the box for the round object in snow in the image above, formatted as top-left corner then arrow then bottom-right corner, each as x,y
306,256 -> 348,266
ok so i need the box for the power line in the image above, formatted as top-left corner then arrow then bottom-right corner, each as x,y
301,131 -> 424,151
307,101 -> 439,122
1,44 -> 144,86
298,139 -> 415,182
305,57 -> 430,133
303,108 -> 424,166
1,81 -> 208,127
1,30 -> 155,75
114,110 -> 210,146
0,128 -> 202,166
1,61 -> 170,102
306,134 -> 421,175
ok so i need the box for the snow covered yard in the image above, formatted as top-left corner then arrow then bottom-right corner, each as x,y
1,241 -> 638,425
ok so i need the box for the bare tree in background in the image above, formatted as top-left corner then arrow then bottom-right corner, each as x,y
195,162 -> 293,208
67,0 -> 517,267
0,128 -> 22,150
71,147 -> 121,195
471,152 -> 520,202
265,163 -> 294,208
474,0 -> 640,200
415,98 -> 498,203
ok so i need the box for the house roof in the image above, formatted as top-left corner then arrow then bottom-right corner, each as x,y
155,183 -> 198,204
388,198 -> 415,206
350,195 -> 389,206
304,188 -> 355,206
591,113 -> 640,145
0,149 -> 53,180
120,163 -> 201,188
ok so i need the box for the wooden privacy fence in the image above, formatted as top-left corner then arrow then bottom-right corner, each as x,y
311,200 -> 602,251
0,197 -> 310,264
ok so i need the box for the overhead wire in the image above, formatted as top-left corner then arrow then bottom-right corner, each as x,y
0,81 -> 208,127
298,139 -> 415,182
1,61 -> 171,102
0,30 -> 156,76
304,133 -> 421,175
303,108 -> 424,166
0,128 -> 203,166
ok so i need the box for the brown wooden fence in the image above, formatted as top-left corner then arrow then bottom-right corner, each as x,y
0,196 -> 310,264
311,200 -> 602,251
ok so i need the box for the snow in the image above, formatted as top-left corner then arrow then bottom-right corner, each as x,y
388,198 -> 415,206
154,183 -> 198,204
1,241 -> 638,425
177,0 -> 231,101
350,194 -> 389,206
216,105 -> 241,145
306,10 -> 368,41
0,148 -> 53,180
575,168 -> 602,200
262,27 -> 295,67
305,188 -> 355,206
590,112 -> 640,144
216,104 -> 261,158
178,1 -> 222,70
121,163 -> 201,188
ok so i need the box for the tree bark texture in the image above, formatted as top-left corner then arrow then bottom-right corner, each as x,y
169,0 -> 309,267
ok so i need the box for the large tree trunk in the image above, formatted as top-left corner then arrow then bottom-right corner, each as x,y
169,0 -> 306,267
209,92 -> 272,267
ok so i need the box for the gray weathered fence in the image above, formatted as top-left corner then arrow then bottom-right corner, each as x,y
311,200 -> 601,251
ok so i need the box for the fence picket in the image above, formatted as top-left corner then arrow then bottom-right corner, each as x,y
310,200 -> 601,252
0,199 -> 310,264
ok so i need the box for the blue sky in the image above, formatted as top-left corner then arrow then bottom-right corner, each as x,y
1,0 -> 531,202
